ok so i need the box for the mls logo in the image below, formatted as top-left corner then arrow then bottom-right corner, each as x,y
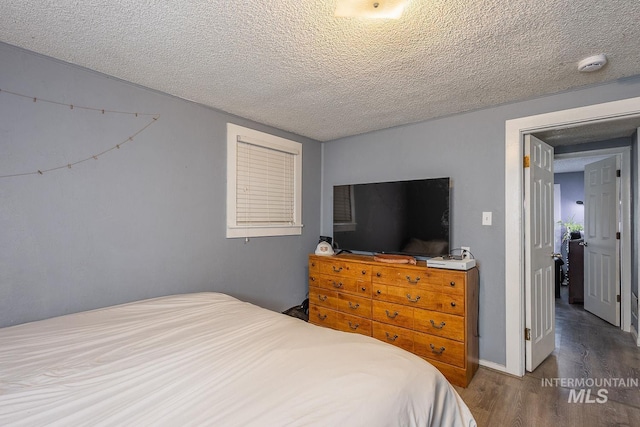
567,388 -> 608,404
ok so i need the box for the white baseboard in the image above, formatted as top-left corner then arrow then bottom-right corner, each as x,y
631,323 -> 640,347
479,359 -> 513,375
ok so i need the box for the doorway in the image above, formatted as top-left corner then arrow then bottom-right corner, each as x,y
552,149 -> 629,327
524,146 -> 632,372
504,96 -> 640,377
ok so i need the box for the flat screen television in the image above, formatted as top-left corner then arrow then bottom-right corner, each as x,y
332,177 -> 450,258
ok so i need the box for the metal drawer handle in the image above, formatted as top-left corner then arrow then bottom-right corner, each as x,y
361,270 -> 367,275
376,289 -> 382,295
450,302 -> 456,307
332,281 -> 343,288
406,275 -> 420,284
318,295 -> 327,301
333,266 -> 343,272
430,320 -> 446,329
361,286 -> 367,292
311,262 -> 315,267
385,310 -> 399,319
406,294 -> 421,303
430,344 -> 445,354
385,332 -> 399,342
317,313 -> 327,320
450,281 -> 455,287
376,272 -> 382,277
309,276 -> 315,282
348,302 -> 360,310
348,321 -> 359,330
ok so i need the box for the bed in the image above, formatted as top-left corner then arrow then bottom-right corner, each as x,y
0,292 -> 476,426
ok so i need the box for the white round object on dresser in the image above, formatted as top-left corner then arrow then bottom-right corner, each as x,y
315,241 -> 335,256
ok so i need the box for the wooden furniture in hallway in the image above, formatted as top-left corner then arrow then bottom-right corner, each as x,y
568,239 -> 584,304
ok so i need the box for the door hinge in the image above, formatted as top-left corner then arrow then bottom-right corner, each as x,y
523,156 -> 530,168
617,169 -> 621,177
617,295 -> 621,303
525,328 -> 531,341
616,232 -> 621,240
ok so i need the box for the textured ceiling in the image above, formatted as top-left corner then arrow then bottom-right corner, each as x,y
542,116 -> 640,173
1,1 -> 639,141
534,116 -> 640,146
554,155 -> 611,174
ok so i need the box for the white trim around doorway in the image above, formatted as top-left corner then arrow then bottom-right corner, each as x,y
504,97 -> 640,377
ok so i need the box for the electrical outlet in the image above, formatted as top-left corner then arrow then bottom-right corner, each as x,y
461,246 -> 471,260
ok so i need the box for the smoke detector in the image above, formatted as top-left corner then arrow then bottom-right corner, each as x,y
578,54 -> 608,72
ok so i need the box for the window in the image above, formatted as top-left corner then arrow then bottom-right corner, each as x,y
226,123 -> 303,238
333,185 -> 357,232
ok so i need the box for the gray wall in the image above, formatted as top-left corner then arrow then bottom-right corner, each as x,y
322,76 -> 640,365
555,172 -> 585,226
0,43 -> 322,327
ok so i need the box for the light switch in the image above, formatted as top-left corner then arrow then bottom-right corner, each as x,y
482,211 -> 492,226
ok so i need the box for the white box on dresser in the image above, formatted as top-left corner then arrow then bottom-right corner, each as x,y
308,253 -> 479,387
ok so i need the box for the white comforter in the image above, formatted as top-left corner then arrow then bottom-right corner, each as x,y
0,292 -> 476,426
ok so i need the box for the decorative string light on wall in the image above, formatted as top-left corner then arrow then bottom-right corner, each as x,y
0,88 -> 160,179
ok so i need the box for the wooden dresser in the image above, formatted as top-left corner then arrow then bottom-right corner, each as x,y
567,239 -> 584,304
308,254 -> 479,387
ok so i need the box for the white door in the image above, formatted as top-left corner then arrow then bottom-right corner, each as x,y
583,156 -> 620,326
524,135 -> 556,372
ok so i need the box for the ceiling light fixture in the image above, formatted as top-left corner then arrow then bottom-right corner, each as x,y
578,54 -> 608,72
335,0 -> 407,19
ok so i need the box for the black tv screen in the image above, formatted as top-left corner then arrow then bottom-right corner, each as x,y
332,178 -> 450,257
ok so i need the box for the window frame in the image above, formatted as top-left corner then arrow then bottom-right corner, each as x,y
226,123 -> 303,238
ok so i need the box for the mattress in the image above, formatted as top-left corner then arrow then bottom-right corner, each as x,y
0,292 -> 476,426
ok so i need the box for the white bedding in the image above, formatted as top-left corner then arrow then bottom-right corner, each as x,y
0,292 -> 476,426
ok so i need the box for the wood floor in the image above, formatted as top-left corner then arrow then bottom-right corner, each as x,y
455,286 -> 640,427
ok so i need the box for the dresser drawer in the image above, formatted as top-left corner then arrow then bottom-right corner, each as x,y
335,311 -> 372,336
309,286 -> 338,310
422,271 -> 466,296
309,305 -> 336,328
319,259 -> 372,280
372,301 -> 413,329
373,266 -> 466,297
372,266 -> 430,287
430,292 -> 465,316
315,274 -> 371,296
413,309 -> 464,341
309,258 -> 320,275
372,322 -> 414,352
372,284 -> 465,316
372,283 -> 425,307
413,331 -> 465,368
336,292 -> 372,317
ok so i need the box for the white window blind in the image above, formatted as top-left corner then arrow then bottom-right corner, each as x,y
226,123 -> 302,238
333,185 -> 353,223
236,138 -> 295,226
